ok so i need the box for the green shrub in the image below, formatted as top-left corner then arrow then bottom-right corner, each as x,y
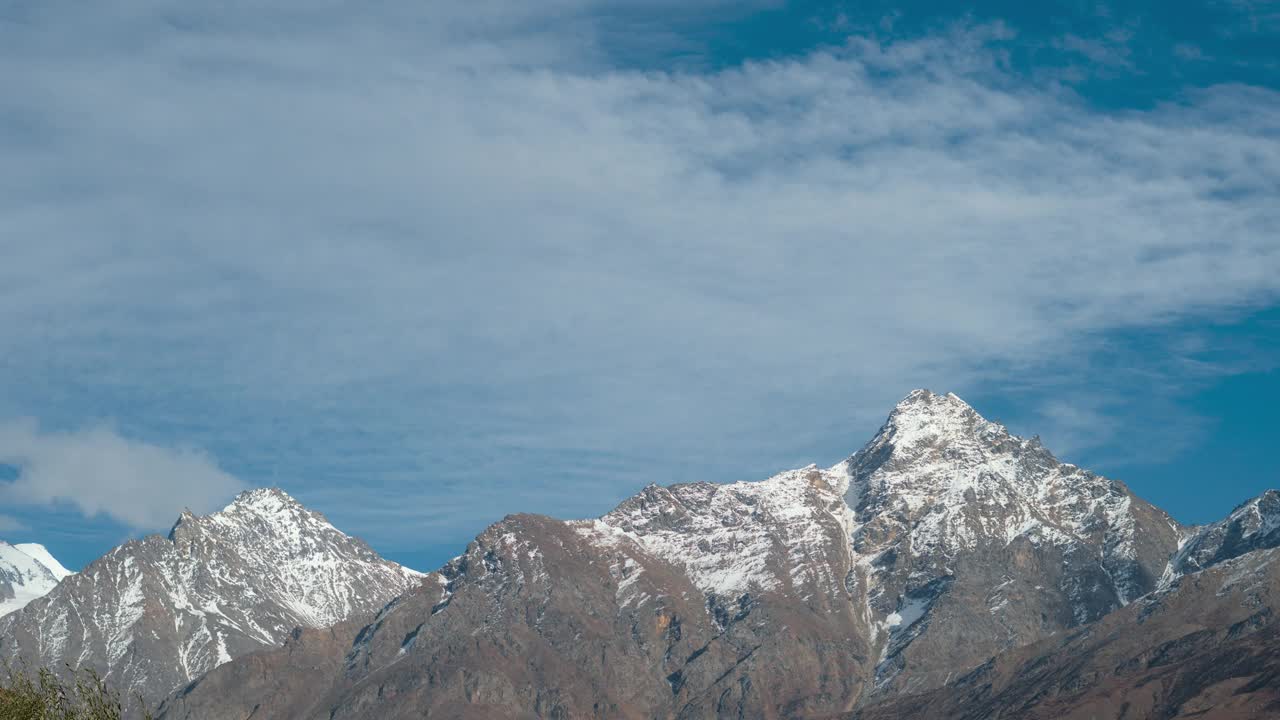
0,663 -> 151,720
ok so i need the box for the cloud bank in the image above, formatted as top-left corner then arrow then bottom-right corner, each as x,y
0,1 -> 1277,546
0,421 -> 245,529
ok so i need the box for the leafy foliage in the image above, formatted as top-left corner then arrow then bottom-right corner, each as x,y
0,663 -> 151,720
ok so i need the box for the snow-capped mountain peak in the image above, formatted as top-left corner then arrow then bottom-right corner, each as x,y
854,389 -> 1029,477
560,390 -> 1184,697
221,486 -> 305,514
846,389 -> 1062,521
0,488 -> 425,707
838,389 -> 1183,690
0,542 -> 73,617
208,488 -> 318,535
882,388 -> 990,441
12,544 -> 72,580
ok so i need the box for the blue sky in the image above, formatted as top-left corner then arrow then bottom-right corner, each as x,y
1,0 -> 1278,572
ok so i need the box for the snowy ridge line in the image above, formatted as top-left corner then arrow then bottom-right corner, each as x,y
577,464 -> 855,601
1161,489 -> 1280,588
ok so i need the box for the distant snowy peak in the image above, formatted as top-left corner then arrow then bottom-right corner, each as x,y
13,544 -> 73,580
0,542 -> 73,617
1165,489 -> 1280,584
172,487 -> 422,574
0,487 -> 425,707
165,487 -> 427,624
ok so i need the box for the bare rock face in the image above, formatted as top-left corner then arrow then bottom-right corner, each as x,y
850,545 -> 1280,720
156,618 -> 370,720
157,390 -> 1192,719
0,488 -> 424,709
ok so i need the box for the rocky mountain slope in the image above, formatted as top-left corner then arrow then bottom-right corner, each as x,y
851,489 -> 1280,720
158,390 -> 1196,719
844,390 -> 1183,695
0,541 -> 73,617
0,488 -> 423,708
1163,489 -> 1280,584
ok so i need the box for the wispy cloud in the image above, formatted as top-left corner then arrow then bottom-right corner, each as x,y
1219,0 -> 1280,34
0,515 -> 28,533
0,2 -> 1277,547
0,421 -> 244,529
1052,29 -> 1135,69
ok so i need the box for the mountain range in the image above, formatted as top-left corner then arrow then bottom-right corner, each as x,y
4,390 -> 1279,719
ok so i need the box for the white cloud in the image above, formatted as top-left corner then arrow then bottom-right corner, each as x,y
0,515 -> 28,533
0,3 -> 1277,542
0,421 -> 245,530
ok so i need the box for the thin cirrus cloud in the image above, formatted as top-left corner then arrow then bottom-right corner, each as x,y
0,1 -> 1277,546
0,515 -> 28,534
0,420 -> 245,530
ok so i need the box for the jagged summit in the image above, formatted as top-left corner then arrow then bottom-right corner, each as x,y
223,486 -> 303,512
860,388 -> 1018,461
888,388 -> 977,416
884,389 -> 976,429
1164,488 -> 1280,584
842,388 -> 1056,505
215,487 -> 332,530
845,388 -> 1176,553
169,487 -> 335,546
893,387 -> 969,410
846,388 -> 1051,507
